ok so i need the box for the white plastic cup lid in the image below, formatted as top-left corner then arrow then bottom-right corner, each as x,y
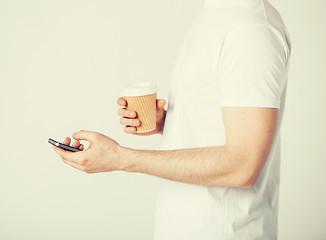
122,82 -> 158,97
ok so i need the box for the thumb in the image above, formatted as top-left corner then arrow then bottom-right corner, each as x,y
156,99 -> 166,109
72,130 -> 97,143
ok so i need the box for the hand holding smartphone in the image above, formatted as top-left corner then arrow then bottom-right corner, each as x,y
48,138 -> 82,152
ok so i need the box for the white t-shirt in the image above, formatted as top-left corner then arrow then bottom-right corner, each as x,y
154,0 -> 291,239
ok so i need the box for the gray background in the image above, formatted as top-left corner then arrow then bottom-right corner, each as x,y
0,0 -> 325,239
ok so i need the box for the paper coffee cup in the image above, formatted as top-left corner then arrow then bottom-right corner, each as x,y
122,82 -> 158,133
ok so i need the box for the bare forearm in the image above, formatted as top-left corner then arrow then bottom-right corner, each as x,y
119,145 -> 250,187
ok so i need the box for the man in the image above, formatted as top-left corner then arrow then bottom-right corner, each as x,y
53,0 -> 291,239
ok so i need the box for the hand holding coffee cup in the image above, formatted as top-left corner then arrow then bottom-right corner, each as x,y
118,82 -> 166,135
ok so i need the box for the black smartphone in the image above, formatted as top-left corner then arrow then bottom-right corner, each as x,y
48,138 -> 82,152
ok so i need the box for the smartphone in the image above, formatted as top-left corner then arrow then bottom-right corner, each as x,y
48,138 -> 82,152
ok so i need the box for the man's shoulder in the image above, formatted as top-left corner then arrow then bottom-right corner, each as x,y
200,1 -> 287,36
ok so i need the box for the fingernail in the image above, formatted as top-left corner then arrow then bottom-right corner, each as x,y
133,120 -> 138,125
129,112 -> 134,117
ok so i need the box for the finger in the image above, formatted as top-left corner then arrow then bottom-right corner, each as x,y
156,99 -> 166,109
118,108 -> 136,118
72,140 -> 80,148
119,117 -> 140,127
123,126 -> 137,134
72,130 -> 98,143
52,145 -> 85,164
63,160 -> 85,172
117,97 -> 127,107
63,137 -> 71,145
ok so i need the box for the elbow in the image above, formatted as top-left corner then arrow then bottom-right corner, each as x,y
210,170 -> 258,188
224,146 -> 267,189
210,147 -> 266,188
238,173 -> 258,189
233,158 -> 262,189
237,161 -> 263,189
210,164 -> 260,188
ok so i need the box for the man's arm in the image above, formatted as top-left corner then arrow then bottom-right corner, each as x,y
119,107 -> 278,188
53,107 -> 278,188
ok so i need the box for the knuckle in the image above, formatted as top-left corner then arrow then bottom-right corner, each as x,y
80,158 -> 88,166
93,133 -> 100,141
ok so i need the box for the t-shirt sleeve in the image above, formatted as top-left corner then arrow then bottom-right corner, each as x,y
217,24 -> 290,108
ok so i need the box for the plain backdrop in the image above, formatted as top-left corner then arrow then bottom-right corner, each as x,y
0,0 -> 325,239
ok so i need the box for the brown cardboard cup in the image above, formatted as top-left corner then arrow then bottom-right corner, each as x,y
122,82 -> 158,133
